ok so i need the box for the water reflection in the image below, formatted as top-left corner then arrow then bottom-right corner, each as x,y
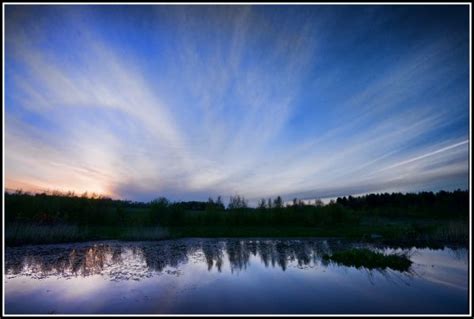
5,239 -> 467,281
5,239 -> 469,314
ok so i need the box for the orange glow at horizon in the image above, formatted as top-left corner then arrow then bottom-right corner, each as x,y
5,178 -> 117,199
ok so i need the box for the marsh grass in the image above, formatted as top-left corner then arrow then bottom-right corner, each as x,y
373,220 -> 469,248
6,220 -> 469,247
119,226 -> 169,240
5,223 -> 89,245
323,248 -> 412,271
5,223 -> 170,246
432,220 -> 469,243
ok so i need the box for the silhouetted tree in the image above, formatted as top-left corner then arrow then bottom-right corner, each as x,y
257,198 -> 266,209
206,197 -> 215,211
149,197 -> 170,224
273,196 -> 283,208
228,195 -> 248,209
151,197 -> 169,208
216,196 -> 225,210
315,199 -> 323,207
267,198 -> 273,209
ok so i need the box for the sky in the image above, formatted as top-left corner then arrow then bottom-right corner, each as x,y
4,5 -> 470,204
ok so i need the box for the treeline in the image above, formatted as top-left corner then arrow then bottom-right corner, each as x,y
335,190 -> 469,219
5,190 -> 138,226
4,189 -> 469,228
148,197 -> 357,227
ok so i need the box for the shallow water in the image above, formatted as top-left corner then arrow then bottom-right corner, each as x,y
4,238 -> 469,314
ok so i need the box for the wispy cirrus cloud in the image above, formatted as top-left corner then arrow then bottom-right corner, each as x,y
4,5 -> 469,203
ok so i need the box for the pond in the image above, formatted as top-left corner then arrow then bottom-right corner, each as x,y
4,238 -> 469,314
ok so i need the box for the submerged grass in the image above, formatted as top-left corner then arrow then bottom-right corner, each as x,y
323,248 -> 412,271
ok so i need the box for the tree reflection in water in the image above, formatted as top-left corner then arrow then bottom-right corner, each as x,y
5,239 -> 426,281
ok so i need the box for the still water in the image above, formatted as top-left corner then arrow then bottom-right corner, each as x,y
4,238 -> 469,314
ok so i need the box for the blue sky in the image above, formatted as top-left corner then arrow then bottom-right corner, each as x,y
4,5 -> 470,204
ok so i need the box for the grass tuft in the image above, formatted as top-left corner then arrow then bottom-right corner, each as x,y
323,248 -> 412,271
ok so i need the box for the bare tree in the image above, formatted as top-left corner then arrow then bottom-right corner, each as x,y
273,196 -> 283,208
228,195 -> 248,209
